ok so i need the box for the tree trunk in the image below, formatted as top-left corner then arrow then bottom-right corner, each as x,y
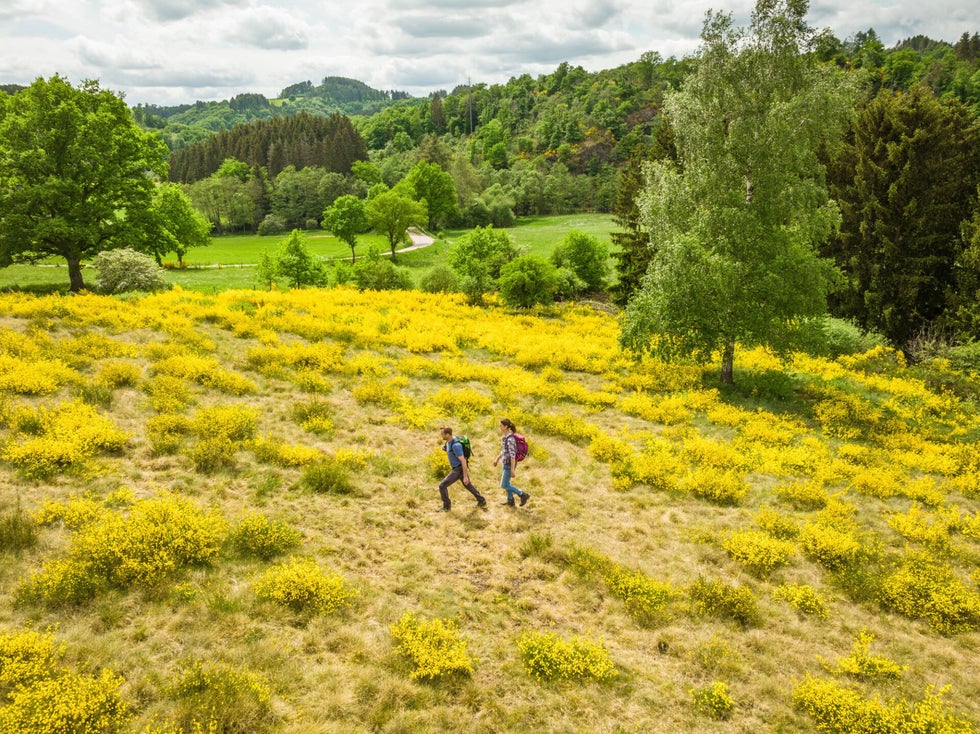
67,256 -> 85,292
720,339 -> 735,384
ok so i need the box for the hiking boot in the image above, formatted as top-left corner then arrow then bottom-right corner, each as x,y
436,506 -> 450,512
477,499 -> 488,509
519,492 -> 530,507
502,497 -> 515,506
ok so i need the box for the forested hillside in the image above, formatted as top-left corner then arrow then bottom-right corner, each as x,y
167,113 -> 367,182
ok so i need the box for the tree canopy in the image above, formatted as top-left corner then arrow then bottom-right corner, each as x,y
823,85 -> 980,347
322,194 -> 368,263
620,0 -> 858,383
0,75 -> 168,291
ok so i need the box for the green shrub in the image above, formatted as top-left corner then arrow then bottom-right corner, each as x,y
168,660 -> 274,734
794,675 -> 973,734
274,230 -> 327,288
550,231 -> 609,292
229,513 -> 302,560
517,631 -> 617,682
722,530 -> 796,577
352,255 -> 413,291
389,611 -> 475,680
253,557 -> 357,615
93,247 -> 169,294
498,254 -> 560,308
419,264 -> 459,294
820,317 -> 889,358
690,681 -> 735,720
689,577 -> 760,627
301,459 -> 354,495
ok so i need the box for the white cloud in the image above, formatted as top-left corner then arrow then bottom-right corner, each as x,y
231,5 -> 309,50
1,0 -> 976,105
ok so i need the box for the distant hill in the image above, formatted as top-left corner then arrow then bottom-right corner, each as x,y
132,77 -> 413,152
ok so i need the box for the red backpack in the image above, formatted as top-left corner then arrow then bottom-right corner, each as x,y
513,433 -> 529,462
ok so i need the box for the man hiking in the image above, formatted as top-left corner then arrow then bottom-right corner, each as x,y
436,426 -> 487,512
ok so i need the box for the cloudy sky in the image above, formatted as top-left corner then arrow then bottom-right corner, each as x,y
0,0 -> 976,106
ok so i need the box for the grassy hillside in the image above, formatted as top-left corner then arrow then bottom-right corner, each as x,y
1,287 -> 979,733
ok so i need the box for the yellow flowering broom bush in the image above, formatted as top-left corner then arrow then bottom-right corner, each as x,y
389,611 -> 475,680
690,681 -> 735,720
0,668 -> 130,734
517,630 -> 617,682
722,529 -> 796,577
772,584 -> 830,619
253,557 -> 357,615
16,494 -> 227,606
793,676 -> 973,734
825,629 -> 906,680
877,550 -> 980,634
228,512 -> 303,560
2,401 -> 128,479
569,547 -> 674,625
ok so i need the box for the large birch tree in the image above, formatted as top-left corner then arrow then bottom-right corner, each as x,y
620,0 -> 857,383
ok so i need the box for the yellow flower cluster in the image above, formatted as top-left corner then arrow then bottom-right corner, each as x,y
389,611 -> 475,680
825,629 -> 906,679
771,584 -> 829,619
794,677 -> 973,734
877,550 -> 980,634
152,353 -> 257,396
0,354 -> 75,395
229,512 -> 302,560
253,557 -> 357,615
0,625 -> 129,732
721,530 -> 796,577
2,400 -> 127,479
249,435 -> 323,467
16,493 -> 227,606
517,630 -> 617,682
690,681 -> 735,720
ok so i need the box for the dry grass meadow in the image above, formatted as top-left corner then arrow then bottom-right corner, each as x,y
1,286 -> 979,733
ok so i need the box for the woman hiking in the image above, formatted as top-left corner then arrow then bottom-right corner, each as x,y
493,418 -> 530,507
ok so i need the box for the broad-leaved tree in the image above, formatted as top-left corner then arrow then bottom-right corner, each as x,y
620,0 -> 857,383
0,75 -> 168,291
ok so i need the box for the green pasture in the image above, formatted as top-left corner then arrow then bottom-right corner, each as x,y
0,213 -> 617,294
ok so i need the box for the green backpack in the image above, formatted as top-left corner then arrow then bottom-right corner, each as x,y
454,435 -> 472,460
